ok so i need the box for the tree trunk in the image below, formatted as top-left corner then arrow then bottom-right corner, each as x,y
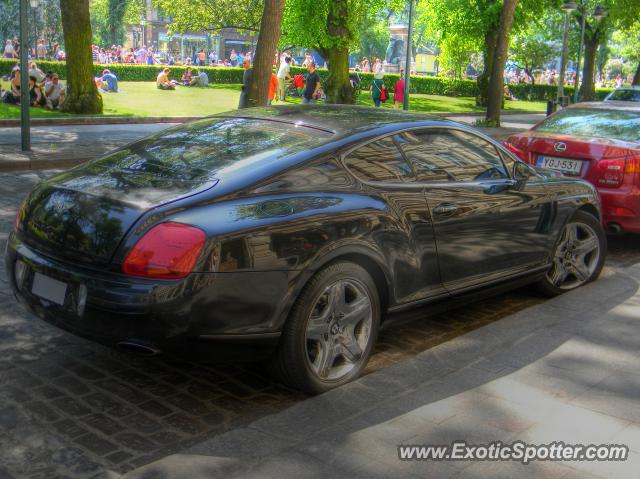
60,0 -> 102,114
326,47 -> 352,103
633,61 -> 640,86
486,0 -> 519,126
325,0 -> 353,104
247,0 -> 285,107
476,28 -> 497,107
580,35 -> 599,101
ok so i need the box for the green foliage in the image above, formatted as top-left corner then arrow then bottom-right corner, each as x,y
354,13 -> 390,61
510,15 -> 559,77
0,1 -> 20,43
151,0 -> 263,33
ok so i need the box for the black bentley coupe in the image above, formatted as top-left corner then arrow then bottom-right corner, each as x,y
6,106 -> 605,393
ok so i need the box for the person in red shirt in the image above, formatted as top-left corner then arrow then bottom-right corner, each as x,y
394,70 -> 405,109
268,72 -> 279,104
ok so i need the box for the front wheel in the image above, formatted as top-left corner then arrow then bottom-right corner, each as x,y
270,262 -> 381,395
537,210 -> 606,296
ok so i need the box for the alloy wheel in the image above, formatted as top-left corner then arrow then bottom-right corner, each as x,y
547,221 -> 601,290
304,279 -> 373,381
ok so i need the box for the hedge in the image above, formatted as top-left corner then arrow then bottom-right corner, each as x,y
0,59 -> 245,84
0,58 -> 614,101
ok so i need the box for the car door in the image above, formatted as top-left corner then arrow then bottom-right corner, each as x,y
343,134 -> 445,304
395,127 -> 552,293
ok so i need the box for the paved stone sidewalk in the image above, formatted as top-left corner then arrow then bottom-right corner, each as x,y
0,124 -> 175,171
124,265 -> 640,479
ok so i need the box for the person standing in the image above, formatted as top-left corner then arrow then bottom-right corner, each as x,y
238,59 -> 253,109
373,58 -> 382,73
229,49 -> 238,67
4,40 -> 17,59
393,70 -> 405,109
302,61 -> 321,104
277,56 -> 292,101
370,71 -> 386,108
268,72 -> 279,104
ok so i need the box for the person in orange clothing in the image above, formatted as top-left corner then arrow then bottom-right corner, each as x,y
268,72 -> 279,104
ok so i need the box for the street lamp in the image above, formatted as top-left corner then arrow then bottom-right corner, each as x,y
593,4 -> 608,21
557,0 -> 576,105
574,4 -> 607,103
402,0 -> 415,111
140,17 -> 147,47
31,0 -> 39,60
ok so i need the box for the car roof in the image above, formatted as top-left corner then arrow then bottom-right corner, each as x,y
211,104 -> 449,136
566,101 -> 640,113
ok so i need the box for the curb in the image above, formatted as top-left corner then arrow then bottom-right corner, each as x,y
0,158 -> 87,172
0,111 -> 545,128
0,116 -> 199,128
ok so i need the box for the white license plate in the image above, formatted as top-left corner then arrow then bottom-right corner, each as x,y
31,272 -> 67,306
537,156 -> 583,175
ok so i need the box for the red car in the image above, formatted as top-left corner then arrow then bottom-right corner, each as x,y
504,102 -> 640,233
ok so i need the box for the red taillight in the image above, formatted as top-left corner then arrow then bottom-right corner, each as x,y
594,158 -> 628,188
503,141 -> 528,162
123,222 -> 206,279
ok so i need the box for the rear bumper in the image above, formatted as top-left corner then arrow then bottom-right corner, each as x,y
5,233 -> 291,358
599,186 -> 640,233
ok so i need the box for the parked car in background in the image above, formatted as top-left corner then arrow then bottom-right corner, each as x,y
7,106 -> 606,394
604,86 -> 640,103
504,102 -> 640,234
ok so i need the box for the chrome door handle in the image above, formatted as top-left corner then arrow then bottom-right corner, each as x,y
432,204 -> 460,215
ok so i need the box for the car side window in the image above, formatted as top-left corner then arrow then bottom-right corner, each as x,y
344,136 -> 415,183
398,129 -> 509,182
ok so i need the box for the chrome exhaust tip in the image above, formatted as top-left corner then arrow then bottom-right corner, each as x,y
606,223 -> 622,234
116,340 -> 161,356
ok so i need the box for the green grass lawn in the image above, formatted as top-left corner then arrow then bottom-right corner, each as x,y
0,80 -> 545,119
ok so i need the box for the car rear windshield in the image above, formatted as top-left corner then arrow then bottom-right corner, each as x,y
87,117 -> 332,182
535,108 -> 640,142
606,89 -> 640,102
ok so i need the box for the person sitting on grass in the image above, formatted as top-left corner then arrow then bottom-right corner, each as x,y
181,67 -> 194,86
44,73 -> 65,109
191,70 -> 209,87
29,62 -> 46,84
98,69 -> 118,92
157,68 -> 177,90
503,84 -> 517,101
29,76 -> 46,107
3,68 -> 21,104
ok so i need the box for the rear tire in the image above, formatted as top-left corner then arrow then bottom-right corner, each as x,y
537,210 -> 606,297
270,262 -> 381,395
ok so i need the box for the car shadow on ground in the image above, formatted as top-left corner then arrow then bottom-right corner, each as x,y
124,268 -> 639,479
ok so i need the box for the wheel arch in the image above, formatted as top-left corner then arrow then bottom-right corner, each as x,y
274,244 -> 393,333
576,203 -> 600,222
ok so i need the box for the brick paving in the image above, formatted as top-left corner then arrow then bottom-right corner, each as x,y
0,171 -> 638,479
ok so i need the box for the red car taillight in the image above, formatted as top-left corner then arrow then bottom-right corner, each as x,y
123,222 -> 206,279
594,156 -> 639,188
503,141 -> 528,162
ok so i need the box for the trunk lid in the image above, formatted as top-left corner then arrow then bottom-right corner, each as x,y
507,131 -> 640,180
20,147 -> 217,265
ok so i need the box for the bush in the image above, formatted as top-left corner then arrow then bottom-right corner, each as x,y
0,58 -> 615,102
0,58 -> 245,84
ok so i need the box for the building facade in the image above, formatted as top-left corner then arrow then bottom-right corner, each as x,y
125,0 -> 257,61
